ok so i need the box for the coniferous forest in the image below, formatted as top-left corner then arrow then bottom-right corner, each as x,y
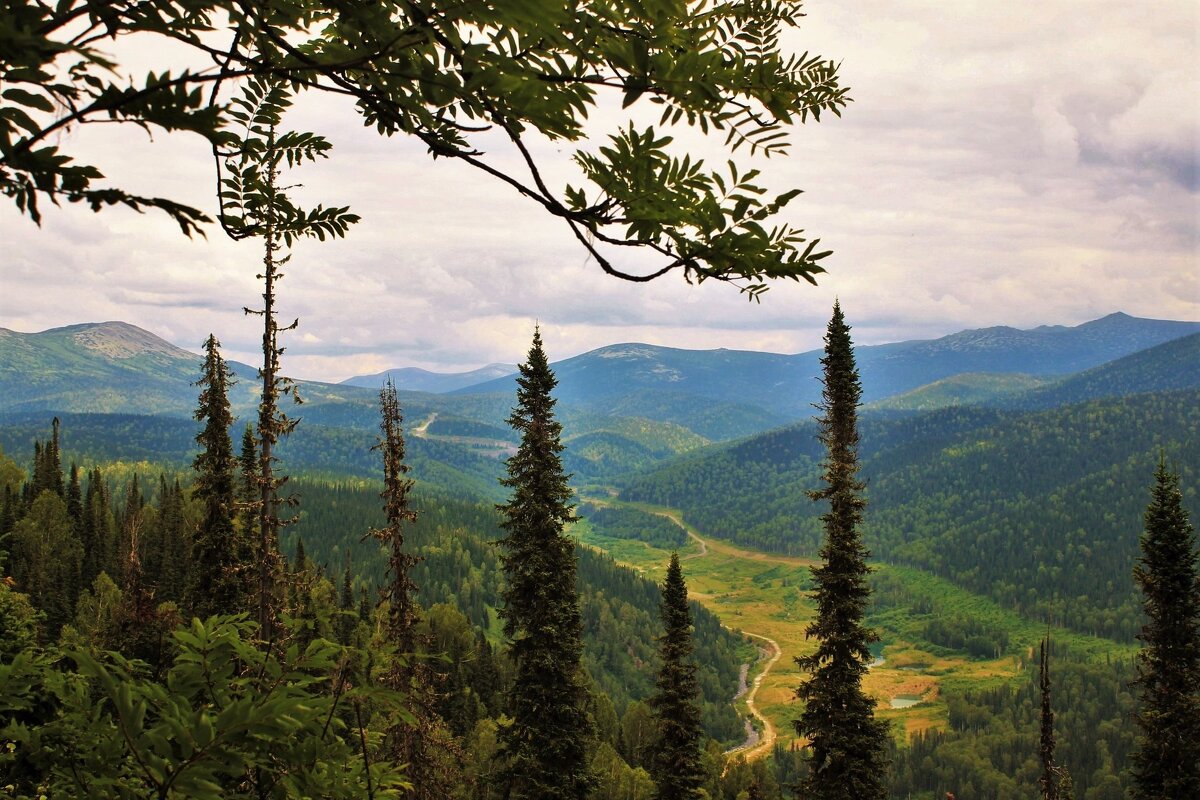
2,2 -> 1198,800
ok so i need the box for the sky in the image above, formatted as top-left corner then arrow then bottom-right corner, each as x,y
2,0 -> 1197,381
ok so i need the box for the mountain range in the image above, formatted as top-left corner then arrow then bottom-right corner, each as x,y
1,313 -> 1197,474
451,312 -> 1200,416
2,311 -> 1196,645
5,312 -> 1198,418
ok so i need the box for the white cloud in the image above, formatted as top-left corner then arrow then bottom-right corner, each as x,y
1,0 -> 1196,380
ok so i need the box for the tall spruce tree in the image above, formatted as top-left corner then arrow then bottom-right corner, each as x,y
649,552 -> 705,800
794,301 -> 889,800
497,327 -> 594,800
1132,459 -> 1200,799
190,335 -> 251,619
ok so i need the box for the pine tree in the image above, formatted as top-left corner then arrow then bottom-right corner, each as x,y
372,378 -> 459,798
1132,459 -> 1200,799
190,335 -> 251,619
794,302 -> 889,800
497,327 -> 595,800
649,552 -> 705,800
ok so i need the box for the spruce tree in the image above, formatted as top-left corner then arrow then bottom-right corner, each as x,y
1132,459 -> 1200,799
497,327 -> 594,800
190,335 -> 250,619
794,301 -> 889,800
649,552 -> 705,800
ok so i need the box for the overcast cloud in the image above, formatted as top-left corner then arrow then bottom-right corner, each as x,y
2,0 -> 1196,379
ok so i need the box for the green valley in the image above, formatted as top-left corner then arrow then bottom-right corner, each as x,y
2,311 -> 1196,800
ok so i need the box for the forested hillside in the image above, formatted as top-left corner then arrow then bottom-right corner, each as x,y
621,390 -> 1199,641
284,481 -> 746,743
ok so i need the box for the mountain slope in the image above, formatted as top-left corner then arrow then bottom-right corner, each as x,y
4,312 -> 1197,439
866,372 -> 1050,411
1000,331 -> 1200,410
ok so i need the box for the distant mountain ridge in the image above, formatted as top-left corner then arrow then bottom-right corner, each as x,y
453,311 -> 1200,416
341,363 -> 516,392
2,312 -> 1197,438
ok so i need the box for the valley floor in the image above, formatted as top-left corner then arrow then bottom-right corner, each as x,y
574,497 -> 1135,754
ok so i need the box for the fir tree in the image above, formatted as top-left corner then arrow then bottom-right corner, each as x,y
190,335 -> 250,619
114,474 -> 145,589
1132,459 -> 1200,799
28,420 -> 64,500
649,552 -> 704,800
338,553 -> 356,645
155,478 -> 190,606
794,302 -> 889,800
497,327 -> 595,800
81,468 -> 115,585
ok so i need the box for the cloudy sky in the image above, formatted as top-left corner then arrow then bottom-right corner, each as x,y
2,0 -> 1197,380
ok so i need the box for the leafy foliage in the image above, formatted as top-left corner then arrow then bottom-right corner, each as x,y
0,615 -> 408,798
2,0 -> 847,290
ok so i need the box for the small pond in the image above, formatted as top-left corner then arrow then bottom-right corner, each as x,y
890,694 -> 923,709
